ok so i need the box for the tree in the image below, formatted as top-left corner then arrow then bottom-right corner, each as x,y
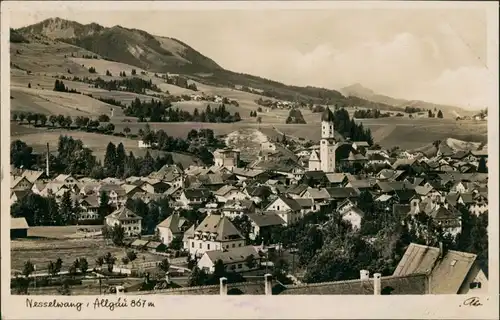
477,157 -> 488,173
170,236 -> 183,250
188,266 -> 208,287
70,259 -> 80,275
11,140 -> 35,169
123,126 -> 131,136
126,250 -> 137,262
98,114 -> 110,122
48,261 -> 57,277
65,116 -> 72,128
59,191 -> 75,224
111,224 -> 125,246
437,110 -> 443,118
139,151 -> 155,176
95,256 -> 104,268
23,260 -> 35,278
55,258 -> 63,275
39,114 -> 47,126
245,254 -> 256,269
28,82 -> 31,88
98,191 -> 112,220
103,142 -> 117,177
104,252 -> 117,273
49,115 -> 57,127
131,69 -> 137,75
79,258 -> 89,274
158,258 -> 170,274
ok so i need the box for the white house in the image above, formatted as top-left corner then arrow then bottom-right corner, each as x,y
11,176 -> 33,191
197,245 -> 261,274
214,185 -> 247,203
187,214 -> 245,258
105,206 -> 142,237
78,195 -> 100,221
341,206 -> 365,231
156,212 -> 188,246
54,174 -> 78,185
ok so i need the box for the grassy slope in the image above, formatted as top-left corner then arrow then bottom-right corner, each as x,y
10,123 -> 201,167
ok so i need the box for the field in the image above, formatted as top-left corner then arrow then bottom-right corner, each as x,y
10,123 -> 201,167
10,39 -> 488,152
10,226 -> 163,275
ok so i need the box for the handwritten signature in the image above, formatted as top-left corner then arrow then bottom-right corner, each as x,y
462,297 -> 483,307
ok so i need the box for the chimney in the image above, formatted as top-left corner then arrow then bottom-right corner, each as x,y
264,273 -> 273,295
439,242 -> 444,259
373,273 -> 381,295
219,277 -> 228,295
360,269 -> 370,280
46,143 -> 50,177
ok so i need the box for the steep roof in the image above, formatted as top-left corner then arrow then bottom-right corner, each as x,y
275,195 -> 302,211
157,212 -> 186,234
195,215 -> 244,241
321,107 -> 335,122
106,207 -> 142,221
246,212 -> 286,227
393,243 -> 478,294
326,187 -> 360,199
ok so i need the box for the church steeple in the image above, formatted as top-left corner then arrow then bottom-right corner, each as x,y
321,107 -> 335,139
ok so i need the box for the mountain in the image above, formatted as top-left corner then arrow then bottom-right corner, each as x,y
15,18 -> 455,112
341,83 -> 469,115
17,18 -> 222,73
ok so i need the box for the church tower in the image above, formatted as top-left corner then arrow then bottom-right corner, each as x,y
320,107 -> 336,172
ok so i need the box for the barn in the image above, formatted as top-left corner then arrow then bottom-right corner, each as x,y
11,217 -> 29,239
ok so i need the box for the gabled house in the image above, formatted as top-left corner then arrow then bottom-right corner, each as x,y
393,243 -> 488,294
157,212 -> 188,246
264,195 -> 302,225
96,184 -> 127,207
78,195 -> 100,221
214,185 -> 247,203
105,206 -> 142,237
188,215 -> 245,257
179,188 -> 212,207
325,173 -> 348,187
197,245 -> 261,274
11,176 -> 33,191
377,169 -> 406,181
246,212 -> 286,241
222,199 -> 256,219
139,179 -> 170,194
429,205 -> 462,236
54,174 -> 78,185
341,206 -> 365,231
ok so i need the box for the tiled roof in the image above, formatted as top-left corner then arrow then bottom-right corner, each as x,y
205,245 -> 260,265
183,188 -> 211,200
246,212 -> 286,227
393,243 -> 478,294
157,212 -> 186,234
326,187 -> 360,199
195,215 -> 244,241
215,185 -> 238,196
106,207 -> 142,221
325,173 -> 347,184
279,273 -> 428,295
276,195 -> 302,211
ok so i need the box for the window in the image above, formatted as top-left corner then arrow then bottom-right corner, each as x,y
237,264 -> 242,269
192,242 -> 194,248
238,243 -> 242,247
199,243 -> 202,249
469,282 -> 482,289
207,244 -> 211,250
232,243 -> 235,248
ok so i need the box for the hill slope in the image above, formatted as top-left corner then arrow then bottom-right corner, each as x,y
18,18 -> 222,73
341,83 -> 469,116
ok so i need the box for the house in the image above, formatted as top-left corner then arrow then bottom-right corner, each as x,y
138,140 -> 152,148
325,187 -> 360,202
20,169 -> 46,184
469,194 -> 488,216
146,241 -> 167,253
377,169 -> 405,181
393,243 -> 488,294
156,212 -> 188,246
221,199 -> 256,218
179,188 -> 212,207
139,179 -> 170,194
105,207 -> 142,237
345,179 -> 375,192
130,239 -> 149,250
11,217 -> 29,239
301,187 -> 331,204
78,195 -> 100,221
197,245 -> 261,274
246,212 -> 286,241
341,206 -> 365,230
149,164 -> 184,188
96,184 -> 127,207
325,173 -> 349,187
54,174 -> 78,185
213,148 -> 240,169
286,184 -> 308,198
11,176 -> 33,191
428,205 -> 462,236
214,185 -> 247,203
188,215 -> 246,258
232,168 -> 268,182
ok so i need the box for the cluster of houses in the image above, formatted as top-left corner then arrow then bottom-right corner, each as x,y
9,109 -> 489,285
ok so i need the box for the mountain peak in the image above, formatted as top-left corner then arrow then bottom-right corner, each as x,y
341,83 -> 376,97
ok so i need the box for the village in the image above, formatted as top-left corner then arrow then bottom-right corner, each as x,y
9,107 -> 489,296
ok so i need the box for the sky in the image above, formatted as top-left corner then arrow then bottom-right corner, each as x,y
9,6 -> 492,109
